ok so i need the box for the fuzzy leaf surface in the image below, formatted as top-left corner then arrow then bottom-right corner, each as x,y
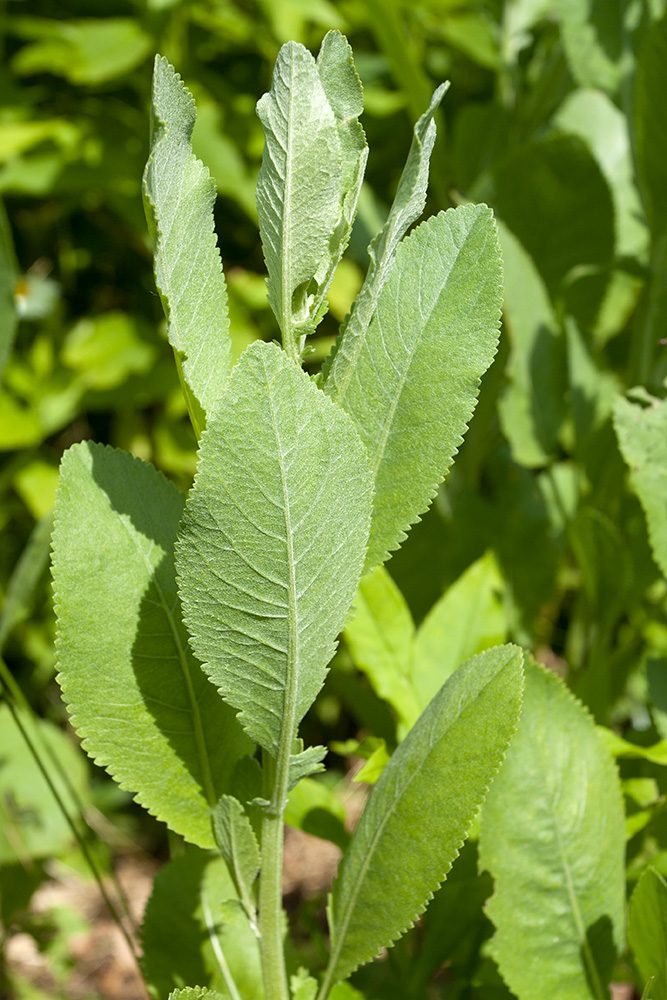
325,644 -> 523,986
143,55 -> 231,428
629,867 -> 667,1000
479,659 -> 625,1000
255,32 -> 365,349
322,82 -> 447,393
614,395 -> 667,580
177,340 -> 373,762
213,795 -> 260,925
52,443 -> 251,848
333,204 -> 502,569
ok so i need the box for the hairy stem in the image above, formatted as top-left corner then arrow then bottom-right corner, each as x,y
259,752 -> 290,1000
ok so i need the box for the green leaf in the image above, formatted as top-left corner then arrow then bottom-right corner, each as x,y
177,340 -> 373,772
551,0 -> 632,93
213,795 -> 260,929
11,17 -> 152,84
291,969 -> 318,1000
0,197 -> 18,382
343,565 -> 420,731
0,704 -> 88,864
285,777 -> 348,850
598,728 -> 667,767
324,644 -> 524,987
52,442 -> 251,849
170,989 -> 225,1000
411,551 -> 506,722
142,847 -> 262,999
629,868 -> 667,1000
0,509 -> 53,652
479,659 -> 625,1000
635,13 -> 667,235
496,222 -> 566,468
332,204 -> 502,570
322,82 -> 447,393
143,56 -> 231,433
614,394 -> 667,579
255,32 -> 366,353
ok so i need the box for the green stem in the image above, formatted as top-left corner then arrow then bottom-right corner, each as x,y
201,889 -> 244,1000
259,752 -> 290,1000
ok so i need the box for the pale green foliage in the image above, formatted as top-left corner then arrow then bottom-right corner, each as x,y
0,703 -> 88,863
170,989 -> 225,1000
143,55 -> 231,431
344,554 -> 506,733
322,81 -> 447,393
142,848 -> 262,999
255,31 -> 366,354
614,394 -> 667,579
629,867 -> 667,1000
177,340 -> 373,771
52,442 -> 251,848
324,644 -> 524,987
213,795 -> 260,928
333,204 -> 502,569
479,659 -> 625,1000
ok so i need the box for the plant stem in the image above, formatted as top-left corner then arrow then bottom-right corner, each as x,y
258,752 -> 290,1000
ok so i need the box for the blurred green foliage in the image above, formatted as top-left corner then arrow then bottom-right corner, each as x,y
4,0 -> 667,996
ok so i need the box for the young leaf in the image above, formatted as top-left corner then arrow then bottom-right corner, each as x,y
479,659 -> 625,1000
323,644 -> 524,988
322,82 -> 448,394
142,847 -> 262,999
213,795 -> 260,928
143,56 -> 231,433
255,32 -> 366,356
332,204 -> 502,570
177,340 -> 373,780
170,990 -> 225,1000
614,395 -> 667,580
629,867 -> 667,1000
53,443 -> 252,849
411,551 -> 506,722
343,565 -> 420,731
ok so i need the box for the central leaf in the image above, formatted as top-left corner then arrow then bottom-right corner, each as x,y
176,340 -> 373,758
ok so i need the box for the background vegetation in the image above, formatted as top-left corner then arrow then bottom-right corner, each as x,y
3,0 -> 667,997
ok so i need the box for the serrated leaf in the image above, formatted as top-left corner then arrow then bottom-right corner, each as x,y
142,847 -> 262,999
177,340 -> 373,764
324,644 -> 523,987
212,795 -> 260,928
479,659 -> 625,1000
52,442 -> 252,848
331,204 -> 502,570
343,565 -> 420,730
614,395 -> 667,580
411,551 -> 506,723
322,82 -> 447,393
143,55 -> 231,432
255,32 -> 366,352
291,969 -> 318,1000
170,989 -> 225,1000
629,867 -> 667,1000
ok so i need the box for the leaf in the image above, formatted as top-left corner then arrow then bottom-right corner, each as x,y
343,565 -> 420,730
0,509 -> 53,652
52,442 -> 252,849
0,704 -> 89,864
285,777 -> 348,849
629,868 -> 667,1000
479,659 -> 626,1000
332,204 -> 502,570
291,969 -> 318,1000
411,551 -> 506,723
255,32 -> 366,352
324,644 -> 524,987
142,847 -> 262,999
635,12 -> 667,236
551,0 -> 632,93
598,728 -> 667,767
496,222 -> 567,468
170,989 -> 225,1000
143,56 -> 231,433
212,796 -> 260,928
177,341 -> 373,772
0,197 -> 18,383
322,82 -> 448,393
614,394 -> 667,579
